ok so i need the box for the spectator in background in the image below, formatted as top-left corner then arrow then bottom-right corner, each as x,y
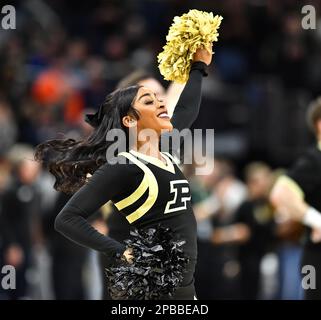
193,158 -> 247,299
195,162 -> 275,299
234,163 -> 275,299
273,170 -> 304,300
1,145 -> 42,299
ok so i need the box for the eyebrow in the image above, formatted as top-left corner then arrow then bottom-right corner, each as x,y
138,93 -> 154,101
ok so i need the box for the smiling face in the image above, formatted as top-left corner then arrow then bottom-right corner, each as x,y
123,86 -> 172,135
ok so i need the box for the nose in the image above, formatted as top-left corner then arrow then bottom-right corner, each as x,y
157,98 -> 166,109
159,102 -> 167,113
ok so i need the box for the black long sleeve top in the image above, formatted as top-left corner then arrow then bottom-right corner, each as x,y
54,62 -> 207,270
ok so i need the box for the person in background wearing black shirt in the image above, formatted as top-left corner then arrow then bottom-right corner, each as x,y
271,97 -> 321,300
1,145 -> 42,299
235,162 -> 275,299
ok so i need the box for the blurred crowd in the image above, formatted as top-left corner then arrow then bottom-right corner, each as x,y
187,160 -> 303,299
1,0 -> 321,299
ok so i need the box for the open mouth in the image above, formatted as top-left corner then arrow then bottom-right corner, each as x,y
157,111 -> 170,119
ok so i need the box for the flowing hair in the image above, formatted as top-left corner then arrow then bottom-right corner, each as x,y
35,85 -> 141,194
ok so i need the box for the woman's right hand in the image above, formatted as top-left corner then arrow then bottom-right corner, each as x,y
122,247 -> 134,263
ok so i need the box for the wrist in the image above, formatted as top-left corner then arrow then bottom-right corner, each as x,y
190,61 -> 208,77
114,244 -> 127,259
303,207 -> 321,229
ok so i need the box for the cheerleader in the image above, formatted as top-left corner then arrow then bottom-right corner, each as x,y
98,70 -> 184,300
35,48 -> 212,300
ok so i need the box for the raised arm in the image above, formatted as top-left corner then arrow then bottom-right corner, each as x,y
165,82 -> 185,118
170,48 -> 212,131
160,49 -> 212,156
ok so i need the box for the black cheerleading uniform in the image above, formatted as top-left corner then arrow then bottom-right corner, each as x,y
286,144 -> 321,300
54,62 -> 207,300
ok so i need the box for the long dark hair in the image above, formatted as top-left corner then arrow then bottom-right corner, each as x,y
35,86 -> 141,194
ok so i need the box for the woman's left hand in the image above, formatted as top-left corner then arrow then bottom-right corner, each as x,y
193,46 -> 213,66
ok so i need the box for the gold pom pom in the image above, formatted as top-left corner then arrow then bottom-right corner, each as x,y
158,9 -> 223,84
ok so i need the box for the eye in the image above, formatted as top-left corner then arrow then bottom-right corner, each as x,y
145,100 -> 154,105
